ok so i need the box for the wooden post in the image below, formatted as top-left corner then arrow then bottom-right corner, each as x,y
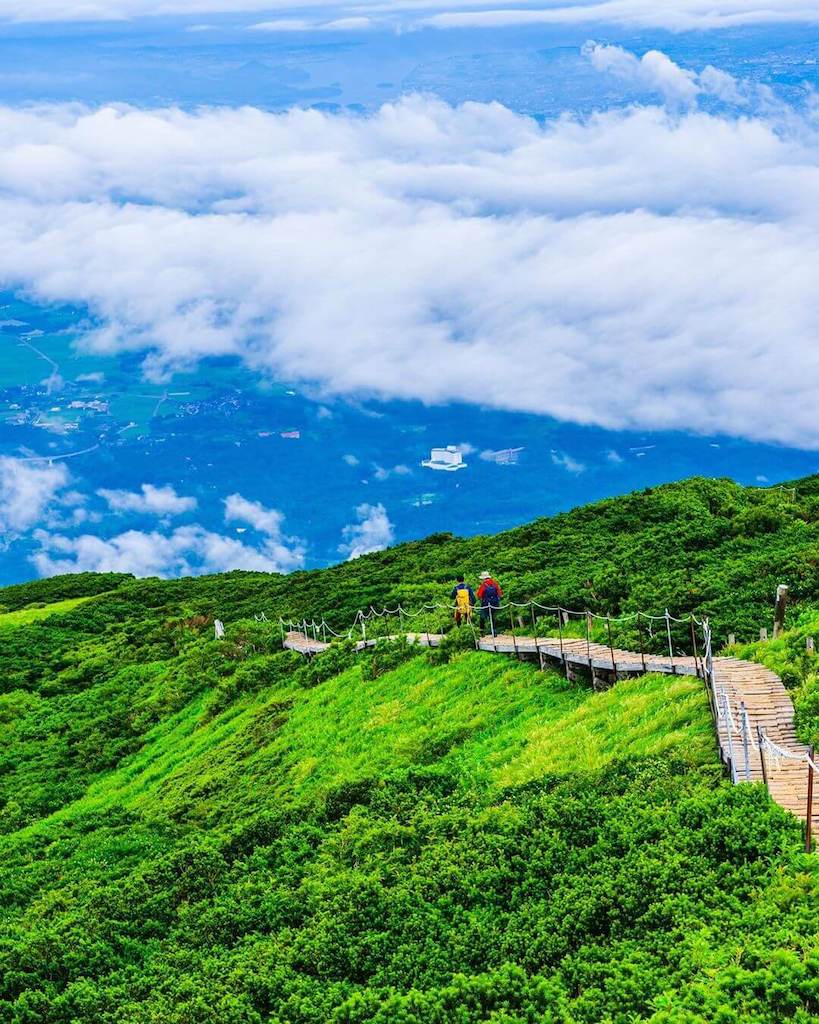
757,726 -> 769,791
665,610 -> 676,674
807,637 -> 815,654
728,633 -> 736,646
557,608 -> 567,677
689,616 -> 701,678
585,610 -> 593,670
773,584 -> 789,639
606,616 -> 617,674
807,747 -> 815,854
759,627 -> 768,642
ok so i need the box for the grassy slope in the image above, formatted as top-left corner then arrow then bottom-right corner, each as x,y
5,628 -> 804,1024
56,654 -> 714,828
3,476 -> 819,1022
0,595 -> 94,627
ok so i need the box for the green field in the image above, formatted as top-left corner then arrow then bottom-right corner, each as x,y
0,595 -> 93,627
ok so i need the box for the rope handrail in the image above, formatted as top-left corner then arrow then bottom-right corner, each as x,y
335,598 -> 703,628
761,733 -> 819,774
276,599 -> 710,676
273,606 -> 818,837
274,599 -> 708,666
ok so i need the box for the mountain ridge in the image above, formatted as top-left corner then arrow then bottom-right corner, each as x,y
2,474 -> 819,1023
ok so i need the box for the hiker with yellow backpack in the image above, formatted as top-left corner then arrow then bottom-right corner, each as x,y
450,575 -> 476,626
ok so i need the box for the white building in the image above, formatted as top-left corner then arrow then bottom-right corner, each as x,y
422,445 -> 467,471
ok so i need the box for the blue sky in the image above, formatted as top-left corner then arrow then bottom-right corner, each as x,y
1,2 -> 818,582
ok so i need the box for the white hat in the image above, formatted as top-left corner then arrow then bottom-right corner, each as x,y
480,571 -> 491,580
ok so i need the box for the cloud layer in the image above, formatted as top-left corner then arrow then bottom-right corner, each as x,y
0,456 -> 306,576
1,57 -> 819,448
2,0 -> 819,29
418,0 -> 819,31
31,522 -> 304,577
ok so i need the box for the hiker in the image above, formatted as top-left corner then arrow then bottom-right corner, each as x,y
477,572 -> 503,633
450,575 -> 476,625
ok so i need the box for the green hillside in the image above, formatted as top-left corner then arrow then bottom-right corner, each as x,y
2,475 -> 819,1023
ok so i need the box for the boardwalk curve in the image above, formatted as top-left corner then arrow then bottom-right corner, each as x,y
283,628 -> 817,832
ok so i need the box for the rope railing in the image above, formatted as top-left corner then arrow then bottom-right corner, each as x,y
760,733 -> 819,775
714,686 -> 817,835
274,604 -> 817,842
276,598 -> 711,676
277,604 -> 733,785
757,729 -> 817,849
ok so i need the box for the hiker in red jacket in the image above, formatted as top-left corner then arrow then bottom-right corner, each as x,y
477,572 -> 503,633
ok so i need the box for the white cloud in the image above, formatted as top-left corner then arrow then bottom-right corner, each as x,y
583,41 -> 761,106
3,76 -> 819,446
223,492 -> 286,535
698,65 -> 749,104
321,16 -> 374,28
0,0 -> 300,22
31,522 -> 306,577
97,482 -> 197,516
24,486 -> 305,577
2,0 -> 819,29
418,0 -> 819,31
339,502 -> 395,559
583,42 -> 699,106
249,14 -> 375,29
605,449 -> 624,464
551,451 -> 586,474
0,457 -> 69,537
373,463 -> 412,480
343,453 -> 360,466
248,18 -> 312,30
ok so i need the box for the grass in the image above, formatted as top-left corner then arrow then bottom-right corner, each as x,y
0,595 -> 94,627
9,649 -> 715,840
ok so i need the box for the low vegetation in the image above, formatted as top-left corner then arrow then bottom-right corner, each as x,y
2,475 -> 819,1022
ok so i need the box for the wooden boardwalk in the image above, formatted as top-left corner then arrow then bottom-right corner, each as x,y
283,630 -> 817,829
